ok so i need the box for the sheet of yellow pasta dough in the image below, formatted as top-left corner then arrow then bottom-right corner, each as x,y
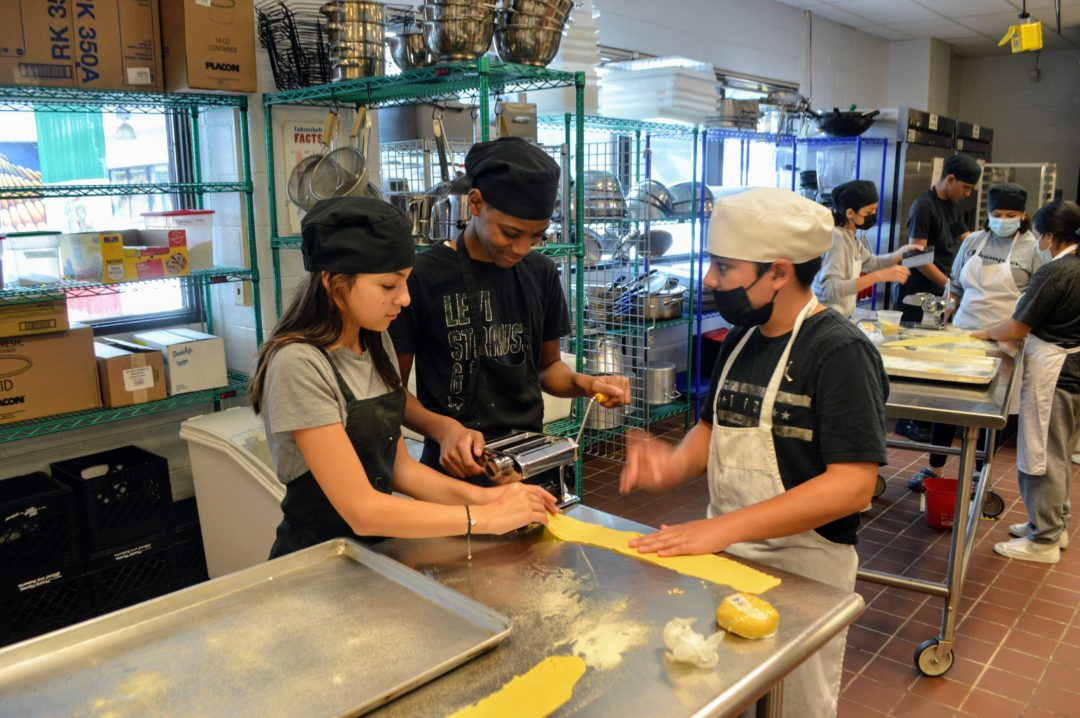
544,513 -> 780,594
881,335 -> 983,349
447,656 -> 586,718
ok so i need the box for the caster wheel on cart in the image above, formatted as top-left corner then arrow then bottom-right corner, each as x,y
915,638 -> 954,677
982,491 -> 1005,519
874,475 -> 886,498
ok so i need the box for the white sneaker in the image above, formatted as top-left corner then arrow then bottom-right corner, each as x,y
994,536 -> 1061,564
1073,453 -> 1080,465
1009,522 -> 1069,549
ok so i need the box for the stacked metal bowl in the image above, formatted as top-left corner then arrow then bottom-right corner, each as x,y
668,181 -> 714,219
494,0 -> 574,67
577,170 -> 626,220
627,179 -> 674,221
420,1 -> 497,63
386,31 -> 437,70
321,1 -> 385,81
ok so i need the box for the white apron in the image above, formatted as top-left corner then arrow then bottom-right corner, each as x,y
708,296 -> 857,718
1018,245 -> 1080,475
952,231 -> 1019,330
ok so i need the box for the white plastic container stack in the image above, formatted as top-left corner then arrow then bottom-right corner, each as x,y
141,209 -> 215,270
179,406 -> 283,578
532,0 -> 600,116
599,57 -> 718,125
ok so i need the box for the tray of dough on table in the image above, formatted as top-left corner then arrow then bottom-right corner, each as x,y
859,324 -> 1002,385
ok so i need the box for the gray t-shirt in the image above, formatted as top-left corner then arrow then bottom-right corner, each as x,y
261,334 -> 400,484
949,229 -> 1042,299
812,227 -> 893,318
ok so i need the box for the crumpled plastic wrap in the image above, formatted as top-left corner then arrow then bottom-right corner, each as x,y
662,617 -> 725,669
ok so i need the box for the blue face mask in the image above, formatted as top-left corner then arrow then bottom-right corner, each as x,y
989,216 -> 1021,237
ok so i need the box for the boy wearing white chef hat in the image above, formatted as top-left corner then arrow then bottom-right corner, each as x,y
620,187 -> 889,718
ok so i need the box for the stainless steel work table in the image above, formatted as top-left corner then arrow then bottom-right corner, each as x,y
864,336 -> 1022,677
372,505 -> 864,717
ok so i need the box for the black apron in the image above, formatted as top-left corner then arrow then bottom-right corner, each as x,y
269,347 -> 404,558
420,236 -> 544,481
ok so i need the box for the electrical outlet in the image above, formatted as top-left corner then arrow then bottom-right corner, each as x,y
234,283 -> 253,307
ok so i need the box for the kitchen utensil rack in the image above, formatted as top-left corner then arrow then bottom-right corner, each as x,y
540,114 -> 699,459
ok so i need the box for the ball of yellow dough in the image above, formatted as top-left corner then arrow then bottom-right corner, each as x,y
715,592 -> 779,639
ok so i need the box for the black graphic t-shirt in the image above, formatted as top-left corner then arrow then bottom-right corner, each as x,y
389,241 -> 571,417
700,309 -> 889,544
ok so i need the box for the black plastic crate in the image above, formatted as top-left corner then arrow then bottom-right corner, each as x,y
87,533 -> 178,616
171,498 -> 208,589
0,563 -> 92,647
0,471 -> 81,578
51,446 -> 174,551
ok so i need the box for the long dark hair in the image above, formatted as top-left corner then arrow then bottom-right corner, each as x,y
1032,200 -> 1080,244
250,272 -> 402,415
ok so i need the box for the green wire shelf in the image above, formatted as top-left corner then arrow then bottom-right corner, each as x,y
263,59 -> 578,109
538,114 -> 698,139
574,403 -> 690,452
272,235 -> 579,257
0,267 -> 254,306
0,371 -> 249,443
544,416 -> 581,438
0,182 -> 249,201
0,85 -> 247,113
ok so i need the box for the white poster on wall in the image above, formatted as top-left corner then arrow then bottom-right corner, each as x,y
282,121 -> 328,235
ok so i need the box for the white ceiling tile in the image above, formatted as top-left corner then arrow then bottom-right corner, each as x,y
887,18 -> 984,38
1004,0 -> 1080,10
910,0 -> 1015,15
1029,6 -> 1080,26
776,0 -> 826,8
807,4 -> 876,27
857,24 -> 917,40
953,11 -> 1029,36
831,0 -> 939,25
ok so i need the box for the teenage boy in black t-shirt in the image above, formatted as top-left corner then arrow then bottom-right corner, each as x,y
620,187 -> 888,718
895,154 -> 981,447
391,138 -> 630,482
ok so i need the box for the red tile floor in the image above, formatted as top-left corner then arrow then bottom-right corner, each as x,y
580,418 -> 1080,718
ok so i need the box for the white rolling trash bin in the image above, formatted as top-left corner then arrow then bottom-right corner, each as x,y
179,407 -> 283,578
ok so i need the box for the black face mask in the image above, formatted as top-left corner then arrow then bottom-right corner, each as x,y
711,267 -> 777,327
857,213 -> 877,232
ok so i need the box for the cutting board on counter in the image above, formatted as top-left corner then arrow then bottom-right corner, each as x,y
877,346 -> 1000,385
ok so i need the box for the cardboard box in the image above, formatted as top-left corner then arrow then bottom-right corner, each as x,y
73,0 -> 164,91
94,339 -> 167,407
0,325 -> 101,426
141,210 -> 214,269
0,300 -> 70,339
133,328 -> 227,395
0,0 -> 77,87
160,0 -> 256,93
61,229 -> 189,283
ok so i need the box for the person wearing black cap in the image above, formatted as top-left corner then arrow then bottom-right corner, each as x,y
812,179 -> 919,318
973,200 -> 1080,563
390,137 -> 630,482
249,197 -> 557,558
907,183 -> 1043,492
893,153 -> 983,444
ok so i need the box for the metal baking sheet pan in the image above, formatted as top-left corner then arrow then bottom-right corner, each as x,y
0,539 -> 512,718
879,346 -> 1000,385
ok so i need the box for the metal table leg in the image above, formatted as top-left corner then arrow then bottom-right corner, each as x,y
756,681 -> 783,718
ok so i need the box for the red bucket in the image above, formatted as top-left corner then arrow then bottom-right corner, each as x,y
924,478 -> 957,530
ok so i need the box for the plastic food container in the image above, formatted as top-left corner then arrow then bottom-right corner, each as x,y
877,310 -> 903,336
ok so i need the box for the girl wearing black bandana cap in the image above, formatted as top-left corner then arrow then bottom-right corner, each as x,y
812,179 -> 920,318
249,197 -> 557,558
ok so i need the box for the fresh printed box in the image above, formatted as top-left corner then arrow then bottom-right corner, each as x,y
61,229 -> 189,283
